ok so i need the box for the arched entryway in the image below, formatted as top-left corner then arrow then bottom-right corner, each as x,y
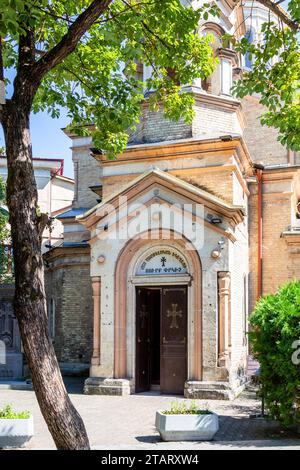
135,284 -> 188,394
114,231 -> 202,393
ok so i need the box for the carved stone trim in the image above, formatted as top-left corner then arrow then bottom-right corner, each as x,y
91,276 -> 101,365
218,271 -> 231,368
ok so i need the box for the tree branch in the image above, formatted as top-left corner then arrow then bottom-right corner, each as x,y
32,0 -> 113,82
255,0 -> 299,30
121,0 -> 170,49
18,28 -> 35,71
33,4 -> 75,25
0,37 -> 4,82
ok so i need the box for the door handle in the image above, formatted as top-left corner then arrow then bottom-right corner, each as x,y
137,337 -> 141,343
162,336 -> 169,344
181,337 -> 186,344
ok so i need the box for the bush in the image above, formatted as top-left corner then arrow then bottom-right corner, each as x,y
0,405 -> 30,419
249,281 -> 300,426
162,400 -> 211,415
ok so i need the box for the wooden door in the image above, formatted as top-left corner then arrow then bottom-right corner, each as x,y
135,288 -> 151,392
161,286 -> 187,394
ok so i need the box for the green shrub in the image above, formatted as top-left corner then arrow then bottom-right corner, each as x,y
0,404 -> 30,419
162,400 -> 211,415
249,281 -> 300,426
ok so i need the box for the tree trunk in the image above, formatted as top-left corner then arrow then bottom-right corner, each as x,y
2,100 -> 90,450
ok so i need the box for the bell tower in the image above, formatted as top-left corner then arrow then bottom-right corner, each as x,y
129,1 -> 246,146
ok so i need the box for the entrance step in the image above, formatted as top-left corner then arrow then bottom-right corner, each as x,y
84,377 -> 133,396
184,380 -> 247,400
150,384 -> 160,391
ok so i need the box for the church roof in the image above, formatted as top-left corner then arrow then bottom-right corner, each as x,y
57,207 -> 87,220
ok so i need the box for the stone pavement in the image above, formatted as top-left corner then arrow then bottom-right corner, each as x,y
0,378 -> 299,450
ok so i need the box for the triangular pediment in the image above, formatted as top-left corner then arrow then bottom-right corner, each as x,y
77,169 -> 245,231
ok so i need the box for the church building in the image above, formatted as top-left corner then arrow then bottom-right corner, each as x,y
44,1 -> 300,399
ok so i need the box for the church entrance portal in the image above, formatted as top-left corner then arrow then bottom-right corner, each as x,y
135,285 -> 187,394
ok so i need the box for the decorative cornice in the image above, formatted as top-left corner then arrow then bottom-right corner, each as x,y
96,136 -> 253,177
281,231 -> 300,246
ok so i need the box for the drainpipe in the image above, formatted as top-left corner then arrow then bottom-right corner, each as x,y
253,163 -> 264,300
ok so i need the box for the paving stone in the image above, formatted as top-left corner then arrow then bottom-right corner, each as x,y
0,379 -> 298,449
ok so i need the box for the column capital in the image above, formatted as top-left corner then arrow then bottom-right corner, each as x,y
218,271 -> 231,293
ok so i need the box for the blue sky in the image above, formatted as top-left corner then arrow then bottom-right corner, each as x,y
0,1 -> 292,179
0,68 -> 74,177
0,105 -> 74,178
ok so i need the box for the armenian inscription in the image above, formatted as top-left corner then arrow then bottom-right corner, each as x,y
136,249 -> 188,276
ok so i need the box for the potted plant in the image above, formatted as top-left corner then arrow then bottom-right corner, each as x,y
0,405 -> 34,448
155,400 -> 219,441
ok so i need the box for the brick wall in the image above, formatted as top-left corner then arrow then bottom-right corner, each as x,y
102,174 -> 138,200
192,103 -> 241,137
248,176 -> 297,313
129,97 -> 243,145
73,146 -> 103,210
102,168 -> 234,203
242,96 -> 288,166
45,247 -> 93,367
171,169 -> 234,204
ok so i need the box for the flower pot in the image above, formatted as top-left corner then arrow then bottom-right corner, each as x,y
155,411 -> 219,441
0,415 -> 34,448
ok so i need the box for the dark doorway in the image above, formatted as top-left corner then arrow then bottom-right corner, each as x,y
135,286 -> 187,394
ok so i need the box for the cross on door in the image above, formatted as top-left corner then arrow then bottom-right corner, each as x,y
166,303 -> 182,329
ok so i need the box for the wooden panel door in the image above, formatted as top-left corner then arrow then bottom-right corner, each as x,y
161,286 -> 187,394
135,288 -> 151,392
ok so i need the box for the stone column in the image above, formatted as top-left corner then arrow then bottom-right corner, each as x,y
91,276 -> 101,365
218,272 -> 231,368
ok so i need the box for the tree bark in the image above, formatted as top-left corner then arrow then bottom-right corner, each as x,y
256,0 -> 299,31
2,96 -> 90,450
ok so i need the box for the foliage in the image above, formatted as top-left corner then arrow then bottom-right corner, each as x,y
249,281 -> 300,426
232,11 -> 300,151
162,400 -> 211,415
0,404 -> 30,419
0,0 -> 219,158
1,2 -> 299,153
0,176 -> 12,283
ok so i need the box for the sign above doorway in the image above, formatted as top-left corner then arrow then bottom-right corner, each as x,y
136,248 -> 188,276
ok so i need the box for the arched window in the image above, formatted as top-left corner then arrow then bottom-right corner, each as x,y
244,28 -> 254,69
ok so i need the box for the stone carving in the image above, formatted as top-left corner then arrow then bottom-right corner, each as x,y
0,286 -> 23,378
0,300 -> 20,351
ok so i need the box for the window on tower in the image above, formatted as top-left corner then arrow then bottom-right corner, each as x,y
220,58 -> 232,96
244,28 -> 254,70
